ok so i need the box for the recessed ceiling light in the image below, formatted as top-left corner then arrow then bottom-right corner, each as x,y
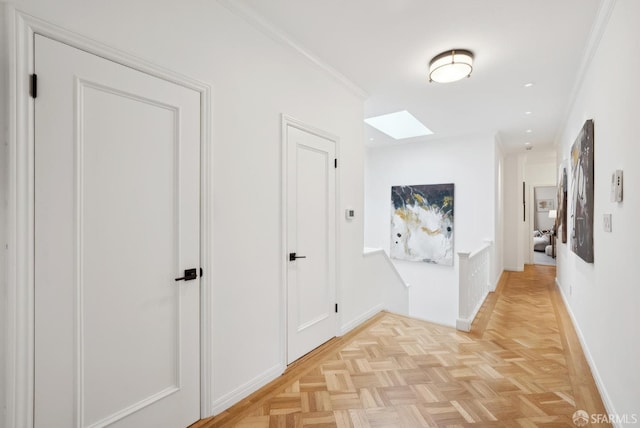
524,142 -> 532,146
524,82 -> 534,88
525,111 -> 532,115
525,129 -> 533,133
369,138 -> 374,141
364,110 -> 433,140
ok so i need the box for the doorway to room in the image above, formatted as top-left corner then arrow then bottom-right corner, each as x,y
531,185 -> 556,266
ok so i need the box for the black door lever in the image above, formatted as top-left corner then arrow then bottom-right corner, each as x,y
289,252 -> 307,261
175,268 -> 198,281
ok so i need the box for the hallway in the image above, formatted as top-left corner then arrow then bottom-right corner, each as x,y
196,265 -> 609,427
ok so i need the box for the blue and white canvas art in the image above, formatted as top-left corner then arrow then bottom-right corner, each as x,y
390,184 -> 454,265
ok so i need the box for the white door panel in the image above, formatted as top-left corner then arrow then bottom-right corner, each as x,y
34,35 -> 200,428
286,124 -> 336,364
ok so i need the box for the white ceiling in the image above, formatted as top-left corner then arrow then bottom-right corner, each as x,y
232,0 -> 603,152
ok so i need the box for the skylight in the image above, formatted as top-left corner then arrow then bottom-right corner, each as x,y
364,110 -> 433,140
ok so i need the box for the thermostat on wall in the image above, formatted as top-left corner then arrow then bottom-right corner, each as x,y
611,170 -> 623,202
345,208 -> 355,220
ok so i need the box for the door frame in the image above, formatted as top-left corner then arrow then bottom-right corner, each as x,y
4,9 -> 214,427
280,115 -> 340,366
528,183 -> 555,264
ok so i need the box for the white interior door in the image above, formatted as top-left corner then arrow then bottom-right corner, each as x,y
34,35 -> 201,428
286,124 -> 337,364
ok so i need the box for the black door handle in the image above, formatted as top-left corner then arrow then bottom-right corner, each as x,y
289,252 -> 307,261
175,268 -> 198,281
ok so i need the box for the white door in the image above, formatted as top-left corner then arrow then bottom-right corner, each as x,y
34,35 -> 201,428
286,124 -> 337,364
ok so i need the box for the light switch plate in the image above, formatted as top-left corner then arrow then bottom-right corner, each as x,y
603,213 -> 612,232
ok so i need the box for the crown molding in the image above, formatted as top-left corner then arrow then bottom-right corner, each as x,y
554,0 -> 617,145
217,0 -> 368,100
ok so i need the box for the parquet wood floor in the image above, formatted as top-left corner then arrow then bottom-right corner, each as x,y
193,265 -> 609,427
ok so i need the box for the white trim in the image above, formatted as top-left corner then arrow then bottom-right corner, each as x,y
458,240 -> 492,260
490,272 -> 502,292
528,182 -> 556,264
217,0 -> 367,100
6,9 -> 214,426
339,304 -> 383,336
555,278 -> 618,425
210,363 -> 284,416
456,240 -> 493,332
6,7 -> 34,428
279,116 -> 288,372
554,0 -> 617,146
456,290 -> 490,332
199,55 -> 214,419
280,114 -> 340,366
407,313 -> 456,329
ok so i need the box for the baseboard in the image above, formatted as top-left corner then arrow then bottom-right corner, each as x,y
456,290 -> 490,332
555,278 -> 618,424
210,363 -> 284,416
339,304 -> 383,336
491,272 -> 502,292
504,265 -> 524,272
455,318 -> 471,332
406,313 -> 456,329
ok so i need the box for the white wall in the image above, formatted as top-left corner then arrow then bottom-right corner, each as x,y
493,138 -> 505,284
503,154 -> 525,270
364,135 -> 497,327
2,0 -> 376,417
556,0 -> 640,418
534,186 -> 556,231
0,4 -> 9,423
360,249 -> 409,321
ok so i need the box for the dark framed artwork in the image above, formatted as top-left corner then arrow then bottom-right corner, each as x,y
570,119 -> 594,263
557,165 -> 568,243
390,184 -> 454,265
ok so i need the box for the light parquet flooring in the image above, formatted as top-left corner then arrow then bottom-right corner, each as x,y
193,265 -> 609,427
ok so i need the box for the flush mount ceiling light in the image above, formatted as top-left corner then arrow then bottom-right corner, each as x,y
428,49 -> 474,83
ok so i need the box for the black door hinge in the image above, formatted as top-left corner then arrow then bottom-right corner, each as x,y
335,303 -> 338,313
30,74 -> 38,99
200,267 -> 204,277
334,158 -> 337,169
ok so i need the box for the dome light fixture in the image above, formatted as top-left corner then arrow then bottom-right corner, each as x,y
429,49 -> 474,83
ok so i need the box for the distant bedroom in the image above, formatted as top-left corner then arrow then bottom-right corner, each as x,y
532,186 -> 556,266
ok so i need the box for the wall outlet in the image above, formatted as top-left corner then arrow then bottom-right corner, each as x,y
603,213 -> 612,233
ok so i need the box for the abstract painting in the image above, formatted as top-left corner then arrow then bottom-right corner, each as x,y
537,199 -> 555,212
570,119 -> 594,263
390,184 -> 454,265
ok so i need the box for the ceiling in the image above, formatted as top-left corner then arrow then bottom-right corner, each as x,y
232,0 -> 603,152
